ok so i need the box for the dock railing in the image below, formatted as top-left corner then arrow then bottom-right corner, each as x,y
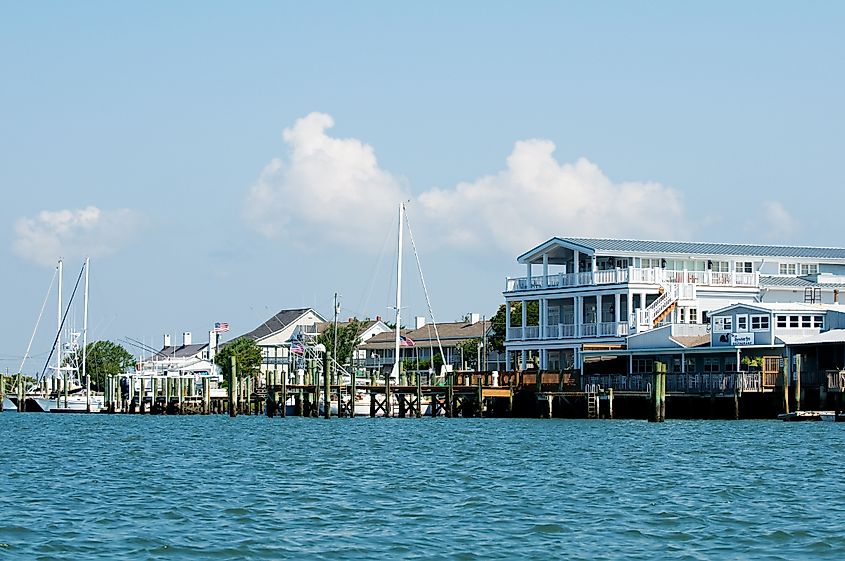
583,372 -> 764,394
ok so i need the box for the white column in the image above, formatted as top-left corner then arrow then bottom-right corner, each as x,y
591,255 -> 598,273
629,354 -> 633,374
540,298 -> 547,339
627,291 -> 634,325
614,293 -> 621,324
681,352 -> 686,374
596,293 -> 603,326
573,251 -> 580,274
575,295 -> 583,337
520,350 -> 527,371
542,254 -> 549,288
506,351 -> 512,371
521,300 -> 527,340
640,292 -> 648,310
526,263 -> 532,287
505,300 -> 511,337
540,348 -> 548,370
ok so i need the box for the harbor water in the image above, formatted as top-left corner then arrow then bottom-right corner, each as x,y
1,415 -> 844,560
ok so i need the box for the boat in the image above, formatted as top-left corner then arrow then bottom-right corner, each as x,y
778,410 -> 838,422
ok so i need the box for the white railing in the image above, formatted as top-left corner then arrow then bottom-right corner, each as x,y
524,326 -> 540,339
581,323 -> 597,337
507,327 -> 523,340
670,323 -> 710,337
505,268 -> 760,292
546,325 -> 559,338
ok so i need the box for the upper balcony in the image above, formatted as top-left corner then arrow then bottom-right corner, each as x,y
505,267 -> 759,293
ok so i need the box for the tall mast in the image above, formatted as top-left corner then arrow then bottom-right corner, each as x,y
392,203 -> 404,381
83,257 -> 90,412
56,259 -> 63,385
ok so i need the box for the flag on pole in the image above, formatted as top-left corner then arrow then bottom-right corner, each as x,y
400,335 -> 415,347
291,341 -> 304,355
213,322 -> 230,333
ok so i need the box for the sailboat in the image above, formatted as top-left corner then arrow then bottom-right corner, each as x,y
11,258 -> 104,413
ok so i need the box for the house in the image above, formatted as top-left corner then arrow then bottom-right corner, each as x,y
503,237 -> 845,372
312,318 -> 392,365
237,307 -> 325,374
362,314 -> 504,373
145,331 -> 216,378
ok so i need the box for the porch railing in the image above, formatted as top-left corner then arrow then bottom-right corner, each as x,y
506,267 -> 760,292
583,372 -> 764,394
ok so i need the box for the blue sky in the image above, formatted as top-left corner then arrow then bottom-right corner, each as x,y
1,1 -> 843,371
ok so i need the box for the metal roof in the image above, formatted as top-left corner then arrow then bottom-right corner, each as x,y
155,343 -> 208,359
532,237 -> 845,260
760,276 -> 845,289
240,308 -> 320,342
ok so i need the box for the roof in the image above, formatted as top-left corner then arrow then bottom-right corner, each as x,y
240,308 -> 317,341
760,276 -> 845,289
669,335 -> 711,348
362,320 -> 491,350
709,302 -> 845,315
154,343 -> 208,360
778,329 -> 845,346
519,237 -> 845,263
314,319 -> 381,336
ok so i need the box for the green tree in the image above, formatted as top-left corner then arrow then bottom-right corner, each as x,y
214,337 -> 262,381
489,301 -> 539,352
456,338 -> 482,370
317,319 -> 363,366
67,341 -> 135,391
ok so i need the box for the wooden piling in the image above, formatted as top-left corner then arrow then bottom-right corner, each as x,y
608,388 -> 614,419
280,372 -> 287,418
649,361 -> 667,422
17,373 -> 24,412
202,378 -> 210,414
477,377 -> 483,417
794,354 -> 802,412
228,356 -> 237,417
349,368 -> 356,418
323,351 -> 331,419
415,371 -> 422,419
782,361 -> 790,414
446,371 -> 454,418
385,372 -> 392,418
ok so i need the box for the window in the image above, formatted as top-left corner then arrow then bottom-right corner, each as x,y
679,308 -> 686,324
703,358 -> 721,373
751,315 -> 770,331
725,360 -> 737,372
711,261 -> 730,272
632,359 -> 653,374
714,316 -> 733,332
800,263 -> 819,275
814,315 -> 824,328
789,315 -> 799,328
641,258 -> 663,268
736,315 -> 748,332
689,309 -> 698,324
776,315 -> 787,328
735,261 -> 754,273
802,315 -> 812,328
779,263 -> 797,275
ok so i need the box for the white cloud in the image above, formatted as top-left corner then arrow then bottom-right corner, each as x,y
244,112 -> 410,247
757,201 -> 797,241
13,206 -> 138,267
246,113 -> 687,255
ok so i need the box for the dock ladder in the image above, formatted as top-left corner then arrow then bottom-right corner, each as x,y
586,390 -> 599,419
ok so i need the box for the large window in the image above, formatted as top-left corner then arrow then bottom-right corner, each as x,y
736,315 -> 748,332
800,263 -> 819,275
632,359 -> 653,374
776,315 -> 787,328
751,315 -> 770,331
703,358 -> 721,373
711,261 -> 730,272
714,316 -> 733,332
689,308 -> 698,324
641,258 -> 661,268
779,263 -> 797,275
814,315 -> 824,328
735,261 -> 754,273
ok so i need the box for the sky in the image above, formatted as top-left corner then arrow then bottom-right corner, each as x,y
1,1 -> 843,373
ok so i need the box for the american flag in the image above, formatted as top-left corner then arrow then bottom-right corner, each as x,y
213,322 -> 230,333
400,335 -> 415,347
291,341 -> 304,355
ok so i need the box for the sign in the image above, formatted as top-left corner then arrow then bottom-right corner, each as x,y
730,333 -> 754,346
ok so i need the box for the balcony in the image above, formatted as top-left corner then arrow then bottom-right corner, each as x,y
505,267 -> 759,293
507,322 -> 629,341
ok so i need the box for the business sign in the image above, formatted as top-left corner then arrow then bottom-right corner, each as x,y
731,333 -> 754,346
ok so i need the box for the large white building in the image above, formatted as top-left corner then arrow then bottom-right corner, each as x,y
503,237 -> 845,371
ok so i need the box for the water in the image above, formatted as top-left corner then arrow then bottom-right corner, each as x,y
1,415 -> 844,560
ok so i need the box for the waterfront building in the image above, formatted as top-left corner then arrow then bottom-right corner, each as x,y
503,237 -> 845,371
149,331 -> 215,377
238,307 -> 325,375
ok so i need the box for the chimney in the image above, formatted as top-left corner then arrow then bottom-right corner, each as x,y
183,331 -> 192,346
163,334 -> 171,348
415,316 -> 426,329
376,315 -> 382,322
835,289 -> 840,304
469,313 -> 480,324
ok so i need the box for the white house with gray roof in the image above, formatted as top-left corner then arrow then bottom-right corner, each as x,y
504,237 -> 845,371
237,307 -> 326,375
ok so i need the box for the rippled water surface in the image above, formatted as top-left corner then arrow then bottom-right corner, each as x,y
1,414 -> 844,560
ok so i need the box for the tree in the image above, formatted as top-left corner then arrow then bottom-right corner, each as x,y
489,301 -> 539,352
317,319 -> 363,366
456,338 -> 482,370
69,341 -> 135,391
214,337 -> 262,381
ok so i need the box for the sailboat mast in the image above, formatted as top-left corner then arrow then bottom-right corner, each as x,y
83,257 -> 90,412
56,259 -> 63,385
393,203 -> 404,381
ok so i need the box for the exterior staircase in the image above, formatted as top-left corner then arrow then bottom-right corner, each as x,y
636,283 -> 696,332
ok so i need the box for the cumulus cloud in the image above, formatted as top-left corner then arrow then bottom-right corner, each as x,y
757,201 -> 797,241
244,112 -> 410,247
245,113 -> 687,255
13,206 -> 139,267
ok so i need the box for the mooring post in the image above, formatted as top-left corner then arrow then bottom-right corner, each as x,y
202,377 -> 210,414
649,361 -> 666,422
385,370 -> 392,418
17,373 -> 24,412
608,387 -> 614,420
323,350 -> 331,419
794,354 -> 802,412
477,376 -> 484,417
446,371 -> 454,418
308,358 -> 318,417
782,359 -> 790,414
349,368 -> 357,418
280,371 -> 288,418
416,371 -> 422,418
228,356 -> 237,418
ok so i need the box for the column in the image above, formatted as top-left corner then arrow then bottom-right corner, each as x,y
681,352 -> 686,374
575,295 -> 583,337
540,298 -> 547,339
505,300 -> 511,340
591,255 -> 598,273
614,293 -> 621,324
520,350 -> 527,371
627,291 -> 634,325
521,299 -> 528,340
542,254 -> 549,288
526,263 -> 532,288
640,292 -> 648,310
573,251 -> 580,274
540,348 -> 548,370
596,293 -> 603,326
506,351 -> 512,371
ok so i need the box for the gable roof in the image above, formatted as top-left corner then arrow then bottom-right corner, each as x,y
518,237 -> 845,264
240,308 -> 321,342
314,319 -> 383,336
154,343 -> 208,360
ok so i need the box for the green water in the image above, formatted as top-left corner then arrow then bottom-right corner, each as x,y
1,415 -> 843,560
